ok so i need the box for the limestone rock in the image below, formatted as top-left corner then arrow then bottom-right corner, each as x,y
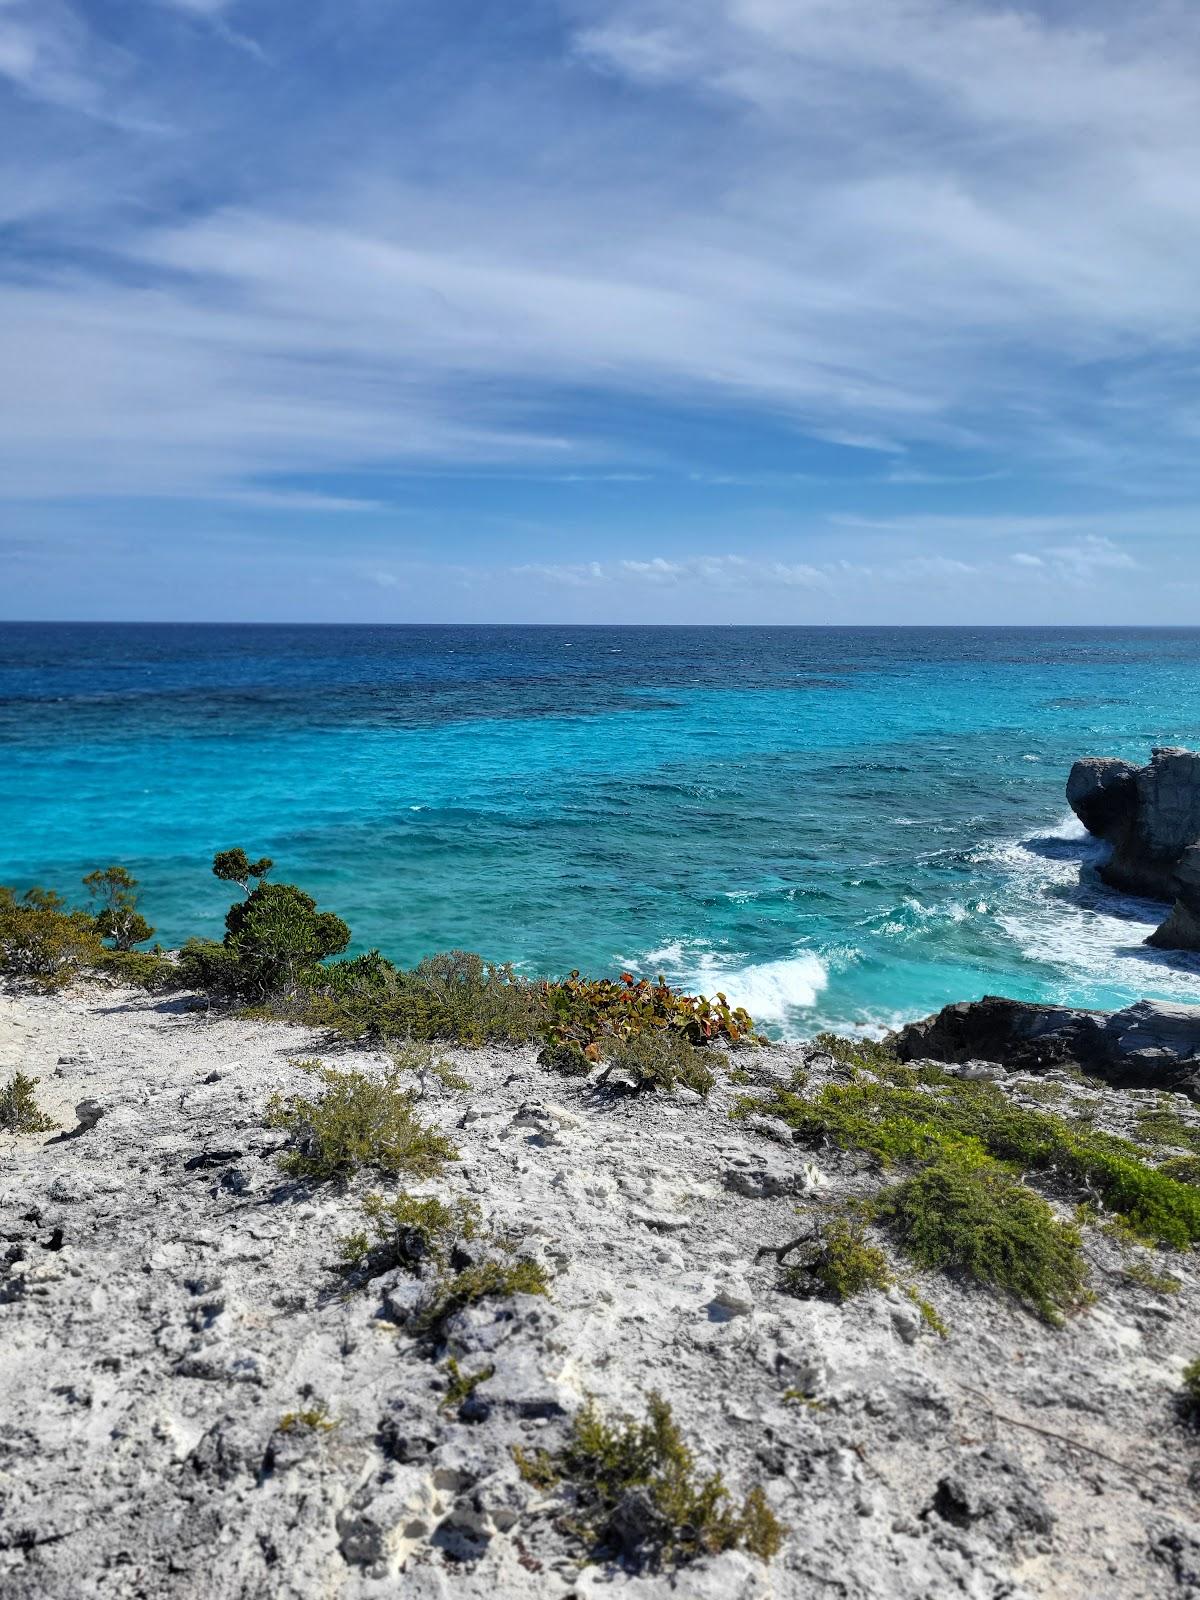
890,995 -> 1200,1097
1067,745 -> 1200,947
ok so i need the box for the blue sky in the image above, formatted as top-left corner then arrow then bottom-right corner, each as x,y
2,0 -> 1199,622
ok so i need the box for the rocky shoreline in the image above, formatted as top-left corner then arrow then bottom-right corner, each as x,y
4,978 -> 1200,1600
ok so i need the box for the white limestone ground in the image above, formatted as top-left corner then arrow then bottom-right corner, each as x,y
2,979 -> 1199,1600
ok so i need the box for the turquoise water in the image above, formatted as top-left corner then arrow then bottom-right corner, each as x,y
3,623 -> 1200,1036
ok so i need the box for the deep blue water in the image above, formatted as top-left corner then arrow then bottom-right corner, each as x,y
3,622 -> 1200,1036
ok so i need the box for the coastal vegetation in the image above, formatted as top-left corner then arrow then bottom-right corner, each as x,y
0,851 -> 755,1087
738,1036 -> 1200,1324
0,1070 -> 58,1134
513,1391 -> 784,1568
338,1190 -> 481,1276
265,1059 -> 456,1182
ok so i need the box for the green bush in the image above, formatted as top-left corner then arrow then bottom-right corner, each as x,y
598,1030 -> 716,1096
0,886 -> 105,986
874,1160 -> 1090,1325
0,1070 -> 59,1134
265,1060 -> 456,1182
413,1257 -> 550,1340
781,1217 -> 892,1302
94,948 -> 177,990
223,881 -> 350,999
338,1190 -> 480,1276
1183,1357 -> 1200,1414
545,1391 -> 784,1568
310,949 -> 545,1046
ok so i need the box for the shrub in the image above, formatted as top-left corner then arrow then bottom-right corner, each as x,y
809,1031 -> 897,1071
781,1217 -> 892,1302
1183,1357 -> 1200,1414
598,1030 -> 716,1096
1159,1155 -> 1200,1186
94,948 -> 177,990
0,1070 -> 58,1134
0,886 -> 105,986
278,1402 -> 336,1433
338,1190 -> 480,1276
177,938 -> 243,996
413,1257 -> 550,1340
874,1160 -> 1090,1325
542,971 -> 760,1059
82,866 -> 154,951
549,1392 -> 784,1568
265,1061 -> 456,1182
440,1357 -> 494,1414
224,881 -> 350,999
740,1069 -> 1200,1249
1135,1101 -> 1200,1157
311,950 -> 545,1046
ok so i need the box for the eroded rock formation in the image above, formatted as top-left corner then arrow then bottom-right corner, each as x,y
1066,745 -> 1200,949
889,994 -> 1200,1097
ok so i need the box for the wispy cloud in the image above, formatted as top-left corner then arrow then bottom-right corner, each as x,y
1,0 -> 1199,618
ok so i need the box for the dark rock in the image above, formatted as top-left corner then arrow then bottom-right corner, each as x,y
1067,746 -> 1200,947
927,1447 -> 1053,1549
889,996 -> 1200,1098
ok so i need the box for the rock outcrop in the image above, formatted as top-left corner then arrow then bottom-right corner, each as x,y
889,995 -> 1200,1097
1066,746 -> 1200,949
6,980 -> 1200,1599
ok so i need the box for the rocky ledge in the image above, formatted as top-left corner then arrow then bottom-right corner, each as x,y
890,996 -> 1200,1099
3,981 -> 1200,1600
1067,746 -> 1200,950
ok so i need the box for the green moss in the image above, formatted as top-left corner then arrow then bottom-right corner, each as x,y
338,1190 -> 479,1275
0,1070 -> 59,1135
1121,1256 -> 1182,1294
548,1392 -> 784,1568
440,1357 -> 494,1413
278,1402 -> 336,1433
874,1160 -> 1090,1325
810,1031 -> 898,1071
741,1069 -> 1200,1249
1135,1101 -> 1200,1156
265,1060 -> 456,1182
1183,1357 -> 1200,1411
512,1443 -> 561,1489
414,1257 -> 550,1340
780,1217 -> 892,1302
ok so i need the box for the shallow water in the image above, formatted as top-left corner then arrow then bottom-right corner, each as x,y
3,623 -> 1199,1035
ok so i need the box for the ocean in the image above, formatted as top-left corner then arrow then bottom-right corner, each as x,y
2,622 -> 1199,1037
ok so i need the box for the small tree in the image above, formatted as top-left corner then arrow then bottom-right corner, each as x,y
222,877 -> 349,999
212,848 -> 274,896
82,866 -> 154,951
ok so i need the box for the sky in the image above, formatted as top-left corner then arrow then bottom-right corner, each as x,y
2,0 -> 1199,624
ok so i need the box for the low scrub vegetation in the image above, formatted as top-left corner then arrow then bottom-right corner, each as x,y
516,1391 -> 783,1568
266,1060 -> 456,1182
0,1070 -> 59,1134
413,1257 -> 550,1341
338,1190 -> 480,1276
2,853 -> 761,1081
874,1159 -> 1090,1325
740,1060 -> 1200,1250
780,1216 -> 892,1302
0,870 -> 167,990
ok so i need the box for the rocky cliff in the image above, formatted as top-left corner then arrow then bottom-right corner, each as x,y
3,981 -> 1200,1599
1066,746 -> 1200,950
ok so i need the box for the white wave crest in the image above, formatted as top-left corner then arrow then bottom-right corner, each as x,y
627,940 -> 828,1027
